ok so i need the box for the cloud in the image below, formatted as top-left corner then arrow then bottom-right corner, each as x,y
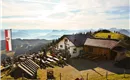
70,9 -> 81,14
48,12 -> 68,19
106,6 -> 130,15
1,0 -> 130,30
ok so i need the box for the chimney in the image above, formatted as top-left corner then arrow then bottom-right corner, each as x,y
108,35 -> 111,39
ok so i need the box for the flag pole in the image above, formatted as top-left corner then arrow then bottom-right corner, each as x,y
10,29 -> 12,51
5,29 -> 13,52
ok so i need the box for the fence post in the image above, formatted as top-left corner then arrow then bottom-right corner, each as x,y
106,71 -> 108,80
124,69 -> 126,78
86,73 -> 88,80
60,73 -> 61,80
22,73 -> 24,80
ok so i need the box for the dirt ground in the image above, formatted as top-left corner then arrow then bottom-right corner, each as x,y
37,59 -> 130,80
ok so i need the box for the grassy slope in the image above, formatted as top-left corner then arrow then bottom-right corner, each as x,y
94,32 -> 125,40
36,66 -> 130,80
1,76 -> 28,80
1,50 -> 15,58
126,51 -> 130,57
2,67 -> 130,80
90,74 -> 130,80
37,68 -> 130,80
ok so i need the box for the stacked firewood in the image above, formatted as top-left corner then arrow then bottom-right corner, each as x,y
32,52 -> 68,69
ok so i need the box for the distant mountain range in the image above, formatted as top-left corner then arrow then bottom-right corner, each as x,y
1,39 -> 51,58
1,28 -> 129,40
0,29 -> 90,40
109,28 -> 130,36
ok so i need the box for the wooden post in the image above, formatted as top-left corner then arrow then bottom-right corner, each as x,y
86,73 -> 88,80
106,71 -> 108,80
60,73 -> 61,80
22,73 -> 24,80
124,69 -> 126,78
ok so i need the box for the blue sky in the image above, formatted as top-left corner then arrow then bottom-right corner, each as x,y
1,0 -> 130,30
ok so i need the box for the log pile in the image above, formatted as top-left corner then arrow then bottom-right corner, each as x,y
1,49 -> 68,79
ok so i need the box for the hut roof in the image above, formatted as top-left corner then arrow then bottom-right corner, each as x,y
112,46 -> 127,53
84,38 -> 119,49
58,34 -> 93,47
18,59 -> 39,77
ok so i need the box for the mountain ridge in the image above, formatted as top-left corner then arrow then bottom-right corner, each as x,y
1,39 -> 51,58
1,28 -> 130,40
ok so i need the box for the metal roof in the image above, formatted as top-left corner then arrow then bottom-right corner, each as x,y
84,38 -> 119,49
113,46 -> 127,53
18,59 -> 39,77
59,34 -> 93,47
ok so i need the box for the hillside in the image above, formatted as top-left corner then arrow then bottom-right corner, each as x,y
1,51 -> 15,60
1,50 -> 15,56
1,39 -> 51,59
93,30 -> 128,40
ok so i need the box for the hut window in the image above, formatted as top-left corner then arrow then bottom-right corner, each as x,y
65,39 -> 68,42
60,45 -> 63,48
73,48 -> 77,53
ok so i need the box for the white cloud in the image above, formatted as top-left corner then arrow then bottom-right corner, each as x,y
1,0 -> 130,30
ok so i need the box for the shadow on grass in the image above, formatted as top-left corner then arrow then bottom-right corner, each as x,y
68,58 -> 130,74
69,58 -> 97,71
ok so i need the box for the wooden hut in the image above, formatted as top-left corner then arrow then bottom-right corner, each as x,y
84,38 -> 119,60
10,59 -> 40,79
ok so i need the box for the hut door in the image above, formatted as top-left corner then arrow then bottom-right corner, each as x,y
111,51 -> 117,60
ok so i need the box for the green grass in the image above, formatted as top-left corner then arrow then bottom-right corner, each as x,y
89,74 -> 130,80
126,51 -> 130,57
2,71 -> 130,80
94,32 -> 125,40
37,66 -> 130,80
1,75 -> 28,80
1,50 -> 15,57
2,67 -> 130,80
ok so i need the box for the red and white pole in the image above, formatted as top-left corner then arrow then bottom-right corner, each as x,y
5,29 -> 12,51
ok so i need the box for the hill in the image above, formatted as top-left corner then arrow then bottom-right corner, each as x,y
1,51 -> 15,60
93,30 -> 128,40
1,39 -> 51,59
110,28 -> 130,36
